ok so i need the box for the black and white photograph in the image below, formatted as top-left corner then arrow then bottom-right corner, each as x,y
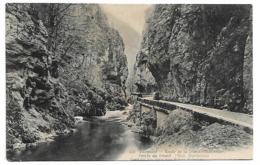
3,0 -> 257,162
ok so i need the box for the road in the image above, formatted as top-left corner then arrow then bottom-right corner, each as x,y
142,96 -> 253,130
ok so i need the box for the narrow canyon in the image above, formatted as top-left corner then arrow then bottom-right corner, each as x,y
6,4 -> 253,160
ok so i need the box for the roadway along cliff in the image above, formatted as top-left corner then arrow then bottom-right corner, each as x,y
135,4 -> 252,114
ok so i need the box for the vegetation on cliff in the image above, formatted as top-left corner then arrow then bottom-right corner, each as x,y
6,3 -> 128,153
135,4 -> 252,114
129,4 -> 253,151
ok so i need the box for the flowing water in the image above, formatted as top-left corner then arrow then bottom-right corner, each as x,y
8,111 -> 152,161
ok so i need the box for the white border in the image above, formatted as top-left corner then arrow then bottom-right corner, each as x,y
1,0 -> 259,165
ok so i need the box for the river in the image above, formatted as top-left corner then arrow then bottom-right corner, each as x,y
8,110 -> 152,161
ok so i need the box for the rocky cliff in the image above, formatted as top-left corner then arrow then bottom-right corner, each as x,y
6,3 -> 128,153
136,4 -> 252,113
6,4 -> 74,152
54,4 -> 128,113
130,53 -> 157,93
33,4 -> 128,114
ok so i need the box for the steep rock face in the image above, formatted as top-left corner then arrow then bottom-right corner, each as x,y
137,5 -> 252,113
6,4 -> 74,151
243,19 -> 253,114
6,4 -> 129,153
53,5 -> 128,112
33,4 -> 128,114
130,52 -> 157,93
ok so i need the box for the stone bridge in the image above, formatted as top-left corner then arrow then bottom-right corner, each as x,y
134,94 -> 253,132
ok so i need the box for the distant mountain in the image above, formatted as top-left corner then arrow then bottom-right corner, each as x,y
103,12 -> 141,73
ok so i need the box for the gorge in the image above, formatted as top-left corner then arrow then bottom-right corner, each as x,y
6,3 -> 128,156
134,4 -> 252,114
6,4 -> 253,160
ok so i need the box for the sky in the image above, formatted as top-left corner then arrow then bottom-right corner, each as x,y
101,4 -> 152,35
100,4 -> 153,76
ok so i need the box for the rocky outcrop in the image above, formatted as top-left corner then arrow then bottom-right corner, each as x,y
130,57 -> 157,93
50,4 -> 128,112
127,102 -> 157,137
243,16 -> 253,114
6,4 -> 74,152
33,4 -> 128,114
137,5 -> 252,113
6,4 -> 128,153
